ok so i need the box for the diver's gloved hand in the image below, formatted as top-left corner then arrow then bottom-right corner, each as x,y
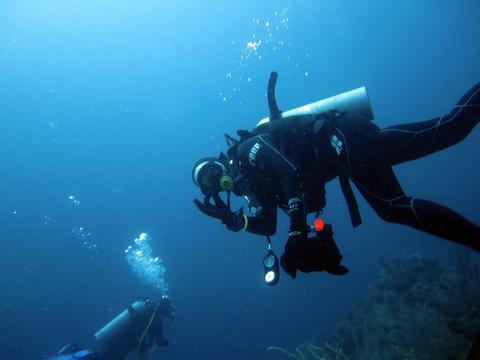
280,230 -> 308,279
280,225 -> 349,279
193,194 -> 245,232
297,225 -> 349,276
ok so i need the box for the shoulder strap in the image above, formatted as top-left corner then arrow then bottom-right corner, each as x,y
339,171 -> 362,228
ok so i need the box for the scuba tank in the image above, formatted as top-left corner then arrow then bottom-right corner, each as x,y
94,298 -> 172,357
94,299 -> 154,346
257,86 -> 373,127
254,71 -> 374,134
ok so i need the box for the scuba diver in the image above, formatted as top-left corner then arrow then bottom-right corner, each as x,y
42,297 -> 174,360
193,72 -> 480,280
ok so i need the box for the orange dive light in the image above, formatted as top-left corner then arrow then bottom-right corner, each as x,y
314,218 -> 325,232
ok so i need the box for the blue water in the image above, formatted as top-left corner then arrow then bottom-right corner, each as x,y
1,1 -> 479,359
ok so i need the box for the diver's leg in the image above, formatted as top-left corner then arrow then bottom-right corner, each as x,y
353,166 -> 480,251
381,82 -> 480,165
330,113 -> 480,249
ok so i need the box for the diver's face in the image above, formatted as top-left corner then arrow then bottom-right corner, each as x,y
198,163 -> 223,196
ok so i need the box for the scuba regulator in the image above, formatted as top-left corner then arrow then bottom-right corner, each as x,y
193,157 -> 235,196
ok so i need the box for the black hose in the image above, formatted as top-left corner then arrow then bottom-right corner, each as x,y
267,72 -> 281,120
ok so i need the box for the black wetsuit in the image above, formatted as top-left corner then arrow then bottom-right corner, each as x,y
228,83 -> 480,250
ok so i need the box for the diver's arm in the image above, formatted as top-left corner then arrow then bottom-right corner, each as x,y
255,136 -> 307,233
253,136 -> 309,278
281,175 -> 307,233
243,206 -> 277,236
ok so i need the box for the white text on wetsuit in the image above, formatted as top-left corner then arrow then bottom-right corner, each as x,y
249,143 -> 261,166
331,135 -> 343,155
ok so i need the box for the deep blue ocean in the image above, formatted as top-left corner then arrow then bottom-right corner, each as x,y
1,1 -> 479,359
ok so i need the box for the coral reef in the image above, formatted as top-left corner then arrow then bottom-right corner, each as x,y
268,252 -> 480,359
267,343 -> 349,360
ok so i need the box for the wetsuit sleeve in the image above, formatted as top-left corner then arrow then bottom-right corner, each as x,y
244,206 -> 277,236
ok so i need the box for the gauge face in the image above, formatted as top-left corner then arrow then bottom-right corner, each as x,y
264,254 -> 276,268
265,271 -> 276,283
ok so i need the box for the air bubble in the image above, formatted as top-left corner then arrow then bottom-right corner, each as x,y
125,233 -> 168,296
68,195 -> 81,206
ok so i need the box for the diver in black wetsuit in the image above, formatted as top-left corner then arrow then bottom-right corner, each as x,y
193,72 -> 480,279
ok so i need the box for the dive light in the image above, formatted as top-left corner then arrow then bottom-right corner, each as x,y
263,236 -> 280,286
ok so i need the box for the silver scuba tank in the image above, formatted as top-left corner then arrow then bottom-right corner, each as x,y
256,86 -> 374,128
94,300 -> 151,347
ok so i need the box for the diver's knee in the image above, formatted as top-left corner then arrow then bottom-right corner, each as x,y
374,206 -> 400,223
373,197 -> 412,224
458,82 -> 480,106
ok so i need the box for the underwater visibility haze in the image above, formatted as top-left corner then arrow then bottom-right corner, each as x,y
0,1 -> 479,359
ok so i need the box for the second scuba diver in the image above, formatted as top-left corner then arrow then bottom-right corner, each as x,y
43,298 -> 174,360
193,72 -> 480,280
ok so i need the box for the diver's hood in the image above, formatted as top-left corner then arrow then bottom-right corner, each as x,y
192,157 -> 224,187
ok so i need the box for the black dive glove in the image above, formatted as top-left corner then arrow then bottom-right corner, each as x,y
280,225 -> 349,279
280,230 -> 308,279
193,194 -> 246,232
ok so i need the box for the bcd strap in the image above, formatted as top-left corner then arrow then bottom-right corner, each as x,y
339,174 -> 362,227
